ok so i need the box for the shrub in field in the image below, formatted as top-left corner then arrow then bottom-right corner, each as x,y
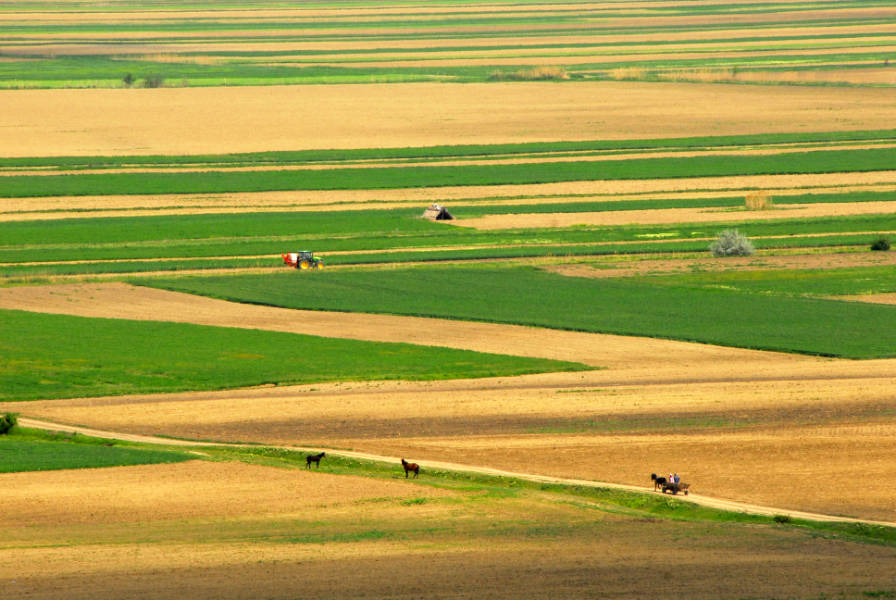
142,74 -> 165,88
710,229 -> 755,257
122,73 -> 135,87
773,514 -> 792,524
0,413 -> 17,435
488,66 -> 568,81
871,236 -> 891,251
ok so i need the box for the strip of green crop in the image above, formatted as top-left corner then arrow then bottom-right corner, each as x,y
642,266 -> 896,297
4,146 -> 895,197
0,429 -> 193,472
144,266 -> 896,358
3,130 -> 895,169
0,309 -> 588,402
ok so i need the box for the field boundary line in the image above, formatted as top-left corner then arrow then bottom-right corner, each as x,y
18,417 -> 896,530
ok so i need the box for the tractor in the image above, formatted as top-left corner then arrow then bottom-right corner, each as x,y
282,251 -> 324,270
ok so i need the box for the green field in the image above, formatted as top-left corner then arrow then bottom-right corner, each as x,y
0,428 -> 192,472
1,0 -> 893,88
143,266 -> 896,358
0,308 -> 588,402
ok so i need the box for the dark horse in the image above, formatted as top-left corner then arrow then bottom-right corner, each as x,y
306,452 -> 326,469
401,458 -> 419,478
650,473 -> 667,491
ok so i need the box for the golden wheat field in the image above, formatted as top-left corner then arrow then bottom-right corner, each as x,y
2,81 -> 895,157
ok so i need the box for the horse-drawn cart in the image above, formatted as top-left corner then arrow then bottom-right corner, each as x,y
661,481 -> 689,495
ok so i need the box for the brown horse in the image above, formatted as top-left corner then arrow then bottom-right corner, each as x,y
401,458 -> 419,478
306,452 -> 325,469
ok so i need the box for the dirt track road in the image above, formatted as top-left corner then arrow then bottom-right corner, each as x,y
18,417 -> 896,529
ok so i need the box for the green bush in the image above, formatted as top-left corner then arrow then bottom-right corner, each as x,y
871,236 -> 891,251
142,74 -> 165,88
773,514 -> 792,524
710,229 -> 755,257
0,413 -> 18,435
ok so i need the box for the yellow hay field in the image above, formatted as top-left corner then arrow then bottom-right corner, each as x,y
3,82 -> 896,157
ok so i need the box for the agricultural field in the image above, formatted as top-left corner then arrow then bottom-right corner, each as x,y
2,0 -> 896,598
1,0 -> 894,89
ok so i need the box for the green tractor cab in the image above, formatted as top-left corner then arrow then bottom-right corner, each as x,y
282,251 -> 324,269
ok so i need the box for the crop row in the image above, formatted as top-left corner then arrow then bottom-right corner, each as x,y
4,146 -> 896,197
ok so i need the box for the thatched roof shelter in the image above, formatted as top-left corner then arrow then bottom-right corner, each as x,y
422,203 -> 453,220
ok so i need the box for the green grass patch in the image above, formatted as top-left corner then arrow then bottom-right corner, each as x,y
0,427 -> 192,472
144,265 -> 896,358
642,265 -> 896,297
0,308 -> 588,402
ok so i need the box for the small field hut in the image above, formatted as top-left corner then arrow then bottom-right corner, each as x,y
422,203 -> 453,221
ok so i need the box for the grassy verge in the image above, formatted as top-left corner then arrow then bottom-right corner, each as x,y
144,265 -> 896,358
0,309 -> 588,402
208,444 -> 896,547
